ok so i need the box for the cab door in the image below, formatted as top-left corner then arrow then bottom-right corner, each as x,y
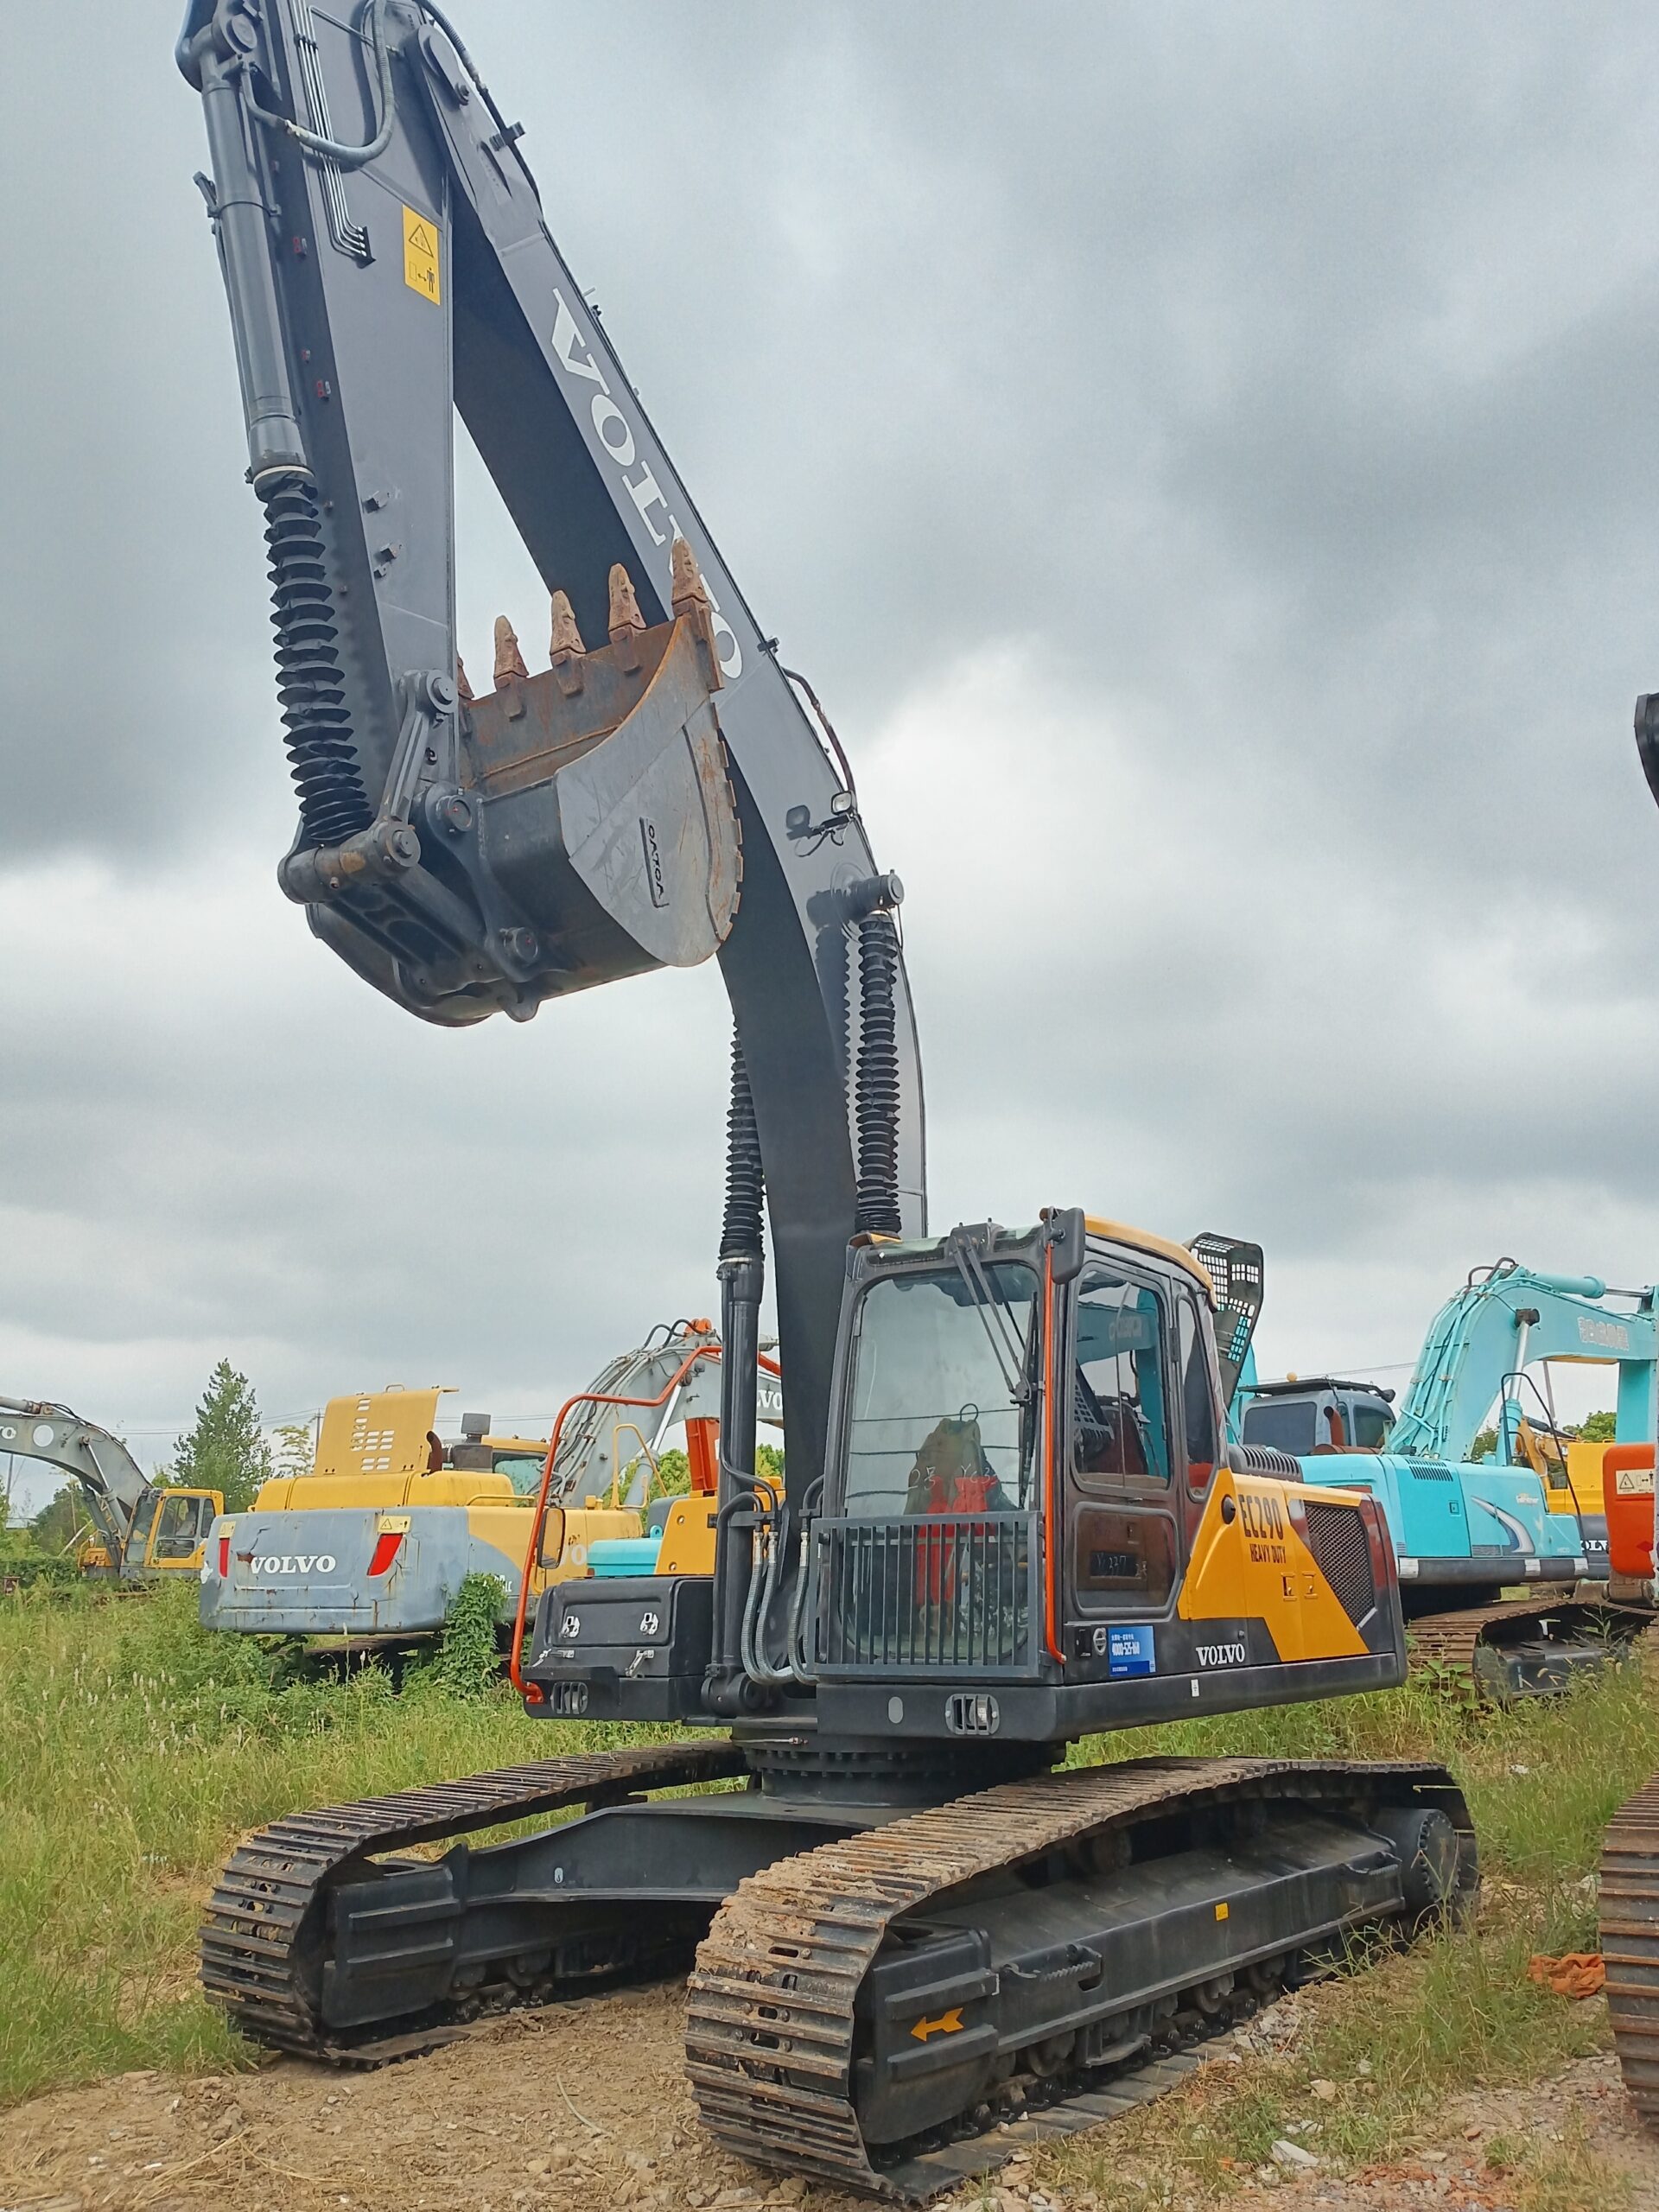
1063,1261 -> 1184,1675
143,1489 -> 219,1573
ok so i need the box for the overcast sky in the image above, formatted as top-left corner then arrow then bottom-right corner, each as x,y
5,1 -> 1659,1510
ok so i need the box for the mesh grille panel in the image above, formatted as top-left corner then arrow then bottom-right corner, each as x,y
1302,1499 -> 1377,1626
1404,1458 -> 1455,1484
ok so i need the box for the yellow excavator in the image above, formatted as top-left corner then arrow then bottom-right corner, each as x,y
200,1327 -> 784,1649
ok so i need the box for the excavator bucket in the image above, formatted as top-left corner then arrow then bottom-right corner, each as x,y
299,565 -> 740,1026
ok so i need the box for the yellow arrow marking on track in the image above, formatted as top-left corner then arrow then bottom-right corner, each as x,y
910,2009 -> 964,2042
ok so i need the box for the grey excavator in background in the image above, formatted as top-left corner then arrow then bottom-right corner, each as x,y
177,2 -> 1471,2194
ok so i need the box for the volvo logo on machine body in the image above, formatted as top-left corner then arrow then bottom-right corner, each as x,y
550,289 -> 742,678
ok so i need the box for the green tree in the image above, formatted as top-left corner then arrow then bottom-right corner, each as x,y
29,1483 -> 93,1556
1470,1427 -> 1497,1462
272,1421 -> 317,1479
630,1439 -> 785,1509
1580,1409 -> 1617,1444
172,1360 -> 273,1514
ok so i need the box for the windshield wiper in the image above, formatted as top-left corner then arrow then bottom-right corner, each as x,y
950,1239 -> 1036,1405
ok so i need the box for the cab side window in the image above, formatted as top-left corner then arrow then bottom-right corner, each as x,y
1176,1294 -> 1218,1486
1351,1402 -> 1391,1452
1071,1269 -> 1171,1488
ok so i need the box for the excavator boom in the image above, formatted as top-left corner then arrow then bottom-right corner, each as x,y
177,0 -> 923,1491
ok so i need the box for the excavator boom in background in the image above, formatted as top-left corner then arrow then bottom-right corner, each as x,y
177,3 -> 1471,2192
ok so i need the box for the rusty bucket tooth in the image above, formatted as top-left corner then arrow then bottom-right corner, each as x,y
549,589 -> 586,658
455,655 -> 475,704
493,614 -> 529,687
607,563 -> 646,642
670,535 -> 710,616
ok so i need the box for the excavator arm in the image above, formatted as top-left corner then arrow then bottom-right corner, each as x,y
0,1397 -> 139,1563
176,0 -> 925,1493
1388,1262 -> 1656,1465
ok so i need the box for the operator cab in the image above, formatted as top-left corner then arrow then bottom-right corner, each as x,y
523,1214 -> 1405,1745
1241,1376 -> 1395,1457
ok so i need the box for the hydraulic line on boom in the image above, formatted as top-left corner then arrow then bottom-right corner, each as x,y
177,3 -> 1472,2192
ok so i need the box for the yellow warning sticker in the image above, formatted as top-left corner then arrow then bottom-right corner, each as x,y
403,206 -> 441,304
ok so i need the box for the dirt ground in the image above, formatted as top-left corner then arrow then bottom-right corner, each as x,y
3,1984 -> 1658,2212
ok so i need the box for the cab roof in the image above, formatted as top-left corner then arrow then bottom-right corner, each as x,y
1084,1217 -> 1217,1304
863,1216 -> 1217,1305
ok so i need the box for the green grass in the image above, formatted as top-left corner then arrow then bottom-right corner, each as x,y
5,1584 -> 1659,2152
0,1580 -> 674,2105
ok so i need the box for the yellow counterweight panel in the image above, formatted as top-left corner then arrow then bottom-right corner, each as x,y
257,1467 -> 523,1510
1179,1469 -> 1368,1662
652,1474 -> 783,1577
315,1389 -> 445,1480
655,1495 -> 721,1575
1564,1440 -> 1611,1518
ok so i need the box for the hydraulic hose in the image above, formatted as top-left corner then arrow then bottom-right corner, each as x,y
260,474 -> 372,846
242,0 -> 397,168
708,1033 -> 770,1712
854,908 -> 903,1236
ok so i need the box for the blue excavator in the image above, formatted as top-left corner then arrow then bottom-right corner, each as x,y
1236,1262 -> 1657,1696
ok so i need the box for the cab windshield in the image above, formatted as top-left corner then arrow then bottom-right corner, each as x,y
841,1261 -> 1040,1516
1241,1399 -> 1316,1456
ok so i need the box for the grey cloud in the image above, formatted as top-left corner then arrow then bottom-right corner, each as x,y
5,1 -> 1659,1462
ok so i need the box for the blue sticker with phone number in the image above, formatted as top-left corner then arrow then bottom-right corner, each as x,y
1107,1624 -> 1156,1677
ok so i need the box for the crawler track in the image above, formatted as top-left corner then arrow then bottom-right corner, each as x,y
686,1755 -> 1472,2199
1600,1774 -> 1659,2128
1408,1595 -> 1649,1696
199,1740 -> 747,2059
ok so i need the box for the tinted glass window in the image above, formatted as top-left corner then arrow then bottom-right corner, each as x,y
1351,1403 -> 1392,1452
843,1262 -> 1039,1516
1241,1399 -> 1317,1455
1071,1504 -> 1175,1612
493,1455 -> 546,1496
1176,1295 -> 1218,1482
1071,1270 -> 1171,1488
151,1492 -> 204,1561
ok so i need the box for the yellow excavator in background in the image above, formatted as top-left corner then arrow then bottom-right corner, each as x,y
0,1395 -> 221,1583
200,1324 -> 784,1651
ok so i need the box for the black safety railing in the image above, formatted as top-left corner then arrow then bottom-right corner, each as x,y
810,1511 -> 1043,1680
